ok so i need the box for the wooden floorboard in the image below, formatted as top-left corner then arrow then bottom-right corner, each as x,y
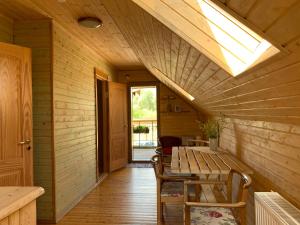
39,168 -> 183,225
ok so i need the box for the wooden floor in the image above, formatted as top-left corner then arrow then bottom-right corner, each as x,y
39,167 -> 182,225
132,148 -> 156,161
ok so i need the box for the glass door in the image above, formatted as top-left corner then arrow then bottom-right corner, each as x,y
130,86 -> 158,161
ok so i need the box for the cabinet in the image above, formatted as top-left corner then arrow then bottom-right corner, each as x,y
0,187 -> 44,225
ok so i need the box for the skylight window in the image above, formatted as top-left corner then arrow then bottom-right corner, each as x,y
195,0 -> 280,76
133,0 -> 281,76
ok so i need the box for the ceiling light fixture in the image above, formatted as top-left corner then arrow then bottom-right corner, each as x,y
78,17 -> 103,28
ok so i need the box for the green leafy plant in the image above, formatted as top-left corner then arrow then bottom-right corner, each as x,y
198,118 -> 224,139
133,125 -> 150,134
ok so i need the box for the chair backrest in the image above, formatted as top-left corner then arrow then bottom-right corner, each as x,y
151,155 -> 163,179
227,169 -> 252,204
159,136 -> 182,148
158,136 -> 182,155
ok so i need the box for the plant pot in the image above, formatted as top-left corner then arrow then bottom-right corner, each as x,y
209,138 -> 218,151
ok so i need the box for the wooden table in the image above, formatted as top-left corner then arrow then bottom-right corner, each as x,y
171,146 -> 253,175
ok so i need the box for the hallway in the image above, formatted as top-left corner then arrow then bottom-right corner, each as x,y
40,167 -> 182,225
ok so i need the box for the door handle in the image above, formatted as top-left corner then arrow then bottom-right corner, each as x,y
19,139 -> 31,145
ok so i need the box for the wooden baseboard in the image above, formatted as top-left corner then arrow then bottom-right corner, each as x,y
55,173 -> 108,223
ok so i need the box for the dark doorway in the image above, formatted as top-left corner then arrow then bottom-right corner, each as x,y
97,80 -> 105,175
96,78 -> 109,179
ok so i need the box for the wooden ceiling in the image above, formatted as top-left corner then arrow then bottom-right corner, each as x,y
0,0 -> 142,69
102,0 -> 300,124
1,0 -> 300,124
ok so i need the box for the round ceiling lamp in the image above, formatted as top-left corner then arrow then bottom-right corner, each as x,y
78,17 -> 103,28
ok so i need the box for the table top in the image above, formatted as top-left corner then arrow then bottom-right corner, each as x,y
171,146 -> 253,175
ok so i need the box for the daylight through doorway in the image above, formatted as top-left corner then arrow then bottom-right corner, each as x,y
131,86 -> 158,161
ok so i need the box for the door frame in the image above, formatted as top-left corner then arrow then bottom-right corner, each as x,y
128,81 -> 160,163
95,69 -> 109,180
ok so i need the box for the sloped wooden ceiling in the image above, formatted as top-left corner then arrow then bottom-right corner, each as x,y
102,0 -> 300,124
0,0 -> 142,69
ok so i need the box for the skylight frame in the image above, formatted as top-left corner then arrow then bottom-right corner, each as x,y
195,0 -> 281,76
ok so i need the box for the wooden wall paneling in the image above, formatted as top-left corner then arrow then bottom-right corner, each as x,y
103,0 -> 199,105
142,15 -> 161,73
152,19 -> 167,74
189,62 -> 220,95
219,118 -> 300,223
198,50 -> 300,103
246,0 -> 299,32
0,0 -> 46,21
0,14 -> 13,43
265,1 -> 300,45
170,33 -> 180,82
162,25 -> 172,77
182,54 -> 210,90
52,22 -> 116,221
179,47 -> 200,88
174,39 -> 190,85
103,0 -> 300,123
13,19 -> 54,222
226,0 -> 257,18
192,69 -> 228,97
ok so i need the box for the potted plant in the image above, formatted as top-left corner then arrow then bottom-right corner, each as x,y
198,119 -> 224,151
133,125 -> 150,134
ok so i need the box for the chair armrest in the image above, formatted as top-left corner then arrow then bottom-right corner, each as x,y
155,147 -> 162,155
185,202 -> 246,208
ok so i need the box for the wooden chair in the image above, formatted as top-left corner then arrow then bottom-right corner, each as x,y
155,136 -> 182,174
156,136 -> 181,161
151,155 -> 198,225
184,169 -> 252,225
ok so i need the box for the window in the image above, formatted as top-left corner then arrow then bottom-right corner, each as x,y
194,0 -> 280,76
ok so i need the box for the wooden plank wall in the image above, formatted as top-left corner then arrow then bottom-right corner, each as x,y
13,20 -> 54,221
220,118 -> 300,225
104,3 -> 300,224
160,85 -> 201,137
52,22 -> 116,220
102,0 -> 300,124
118,70 -> 203,138
0,13 -> 13,43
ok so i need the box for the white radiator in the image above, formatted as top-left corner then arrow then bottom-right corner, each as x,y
255,192 -> 300,225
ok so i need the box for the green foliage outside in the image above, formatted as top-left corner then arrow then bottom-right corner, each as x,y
132,88 -> 157,120
133,125 -> 150,133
